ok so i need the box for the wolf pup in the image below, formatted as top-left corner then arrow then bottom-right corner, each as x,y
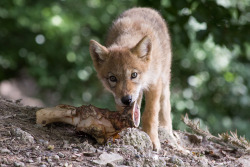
89,7 -> 172,151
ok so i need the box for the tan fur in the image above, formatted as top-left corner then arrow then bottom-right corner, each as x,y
89,7 -> 172,151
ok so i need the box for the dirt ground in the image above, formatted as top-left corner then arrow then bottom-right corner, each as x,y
0,98 -> 249,167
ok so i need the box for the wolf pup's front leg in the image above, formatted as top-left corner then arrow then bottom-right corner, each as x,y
142,80 -> 162,151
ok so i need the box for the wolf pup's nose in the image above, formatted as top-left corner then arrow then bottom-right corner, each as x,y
121,95 -> 132,106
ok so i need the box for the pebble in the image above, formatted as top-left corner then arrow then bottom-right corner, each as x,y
152,154 -> 159,161
36,157 -> 42,163
199,160 -> 208,167
35,146 -> 40,150
93,152 -> 124,165
63,140 -> 69,148
49,162 -> 55,166
73,148 -> 79,152
135,154 -> 140,158
207,145 -> 214,150
53,155 -> 60,160
2,158 -> 9,164
169,156 -> 184,166
27,159 -> 34,163
1,148 -> 11,154
83,152 -> 95,157
40,164 -> 47,167
64,162 -> 73,167
25,152 -> 30,157
107,162 -> 116,167
96,149 -> 103,153
44,141 -> 49,146
38,139 -> 45,144
14,162 -> 25,167
11,127 -> 35,144
58,152 -> 65,158
47,145 -> 54,150
169,156 -> 177,163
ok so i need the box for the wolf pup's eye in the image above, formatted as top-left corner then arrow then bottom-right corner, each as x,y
131,72 -> 137,79
109,76 -> 117,82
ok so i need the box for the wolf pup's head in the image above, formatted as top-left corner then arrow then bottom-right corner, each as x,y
89,36 -> 151,111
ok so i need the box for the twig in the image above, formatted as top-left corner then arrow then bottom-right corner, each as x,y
182,114 -> 250,151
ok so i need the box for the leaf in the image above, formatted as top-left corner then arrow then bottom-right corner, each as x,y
196,30 -> 209,41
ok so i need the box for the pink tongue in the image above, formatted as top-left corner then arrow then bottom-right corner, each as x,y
133,103 -> 140,127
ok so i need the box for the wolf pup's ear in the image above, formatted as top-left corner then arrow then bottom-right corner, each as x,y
89,40 -> 109,65
131,36 -> 151,61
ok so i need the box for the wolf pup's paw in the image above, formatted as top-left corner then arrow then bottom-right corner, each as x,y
152,138 -> 161,152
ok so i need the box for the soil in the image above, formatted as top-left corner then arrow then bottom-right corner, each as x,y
0,98 -> 249,167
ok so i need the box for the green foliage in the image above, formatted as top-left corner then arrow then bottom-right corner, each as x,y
0,0 -> 249,138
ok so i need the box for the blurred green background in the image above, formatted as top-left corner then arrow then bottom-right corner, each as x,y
0,0 -> 250,139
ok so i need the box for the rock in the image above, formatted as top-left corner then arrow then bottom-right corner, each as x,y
119,128 -> 153,153
11,127 -> 35,144
112,128 -> 169,166
93,152 -> 124,165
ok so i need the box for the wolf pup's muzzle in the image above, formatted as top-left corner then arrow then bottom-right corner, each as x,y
121,95 -> 132,106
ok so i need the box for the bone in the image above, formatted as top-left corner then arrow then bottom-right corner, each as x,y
36,103 -> 139,144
